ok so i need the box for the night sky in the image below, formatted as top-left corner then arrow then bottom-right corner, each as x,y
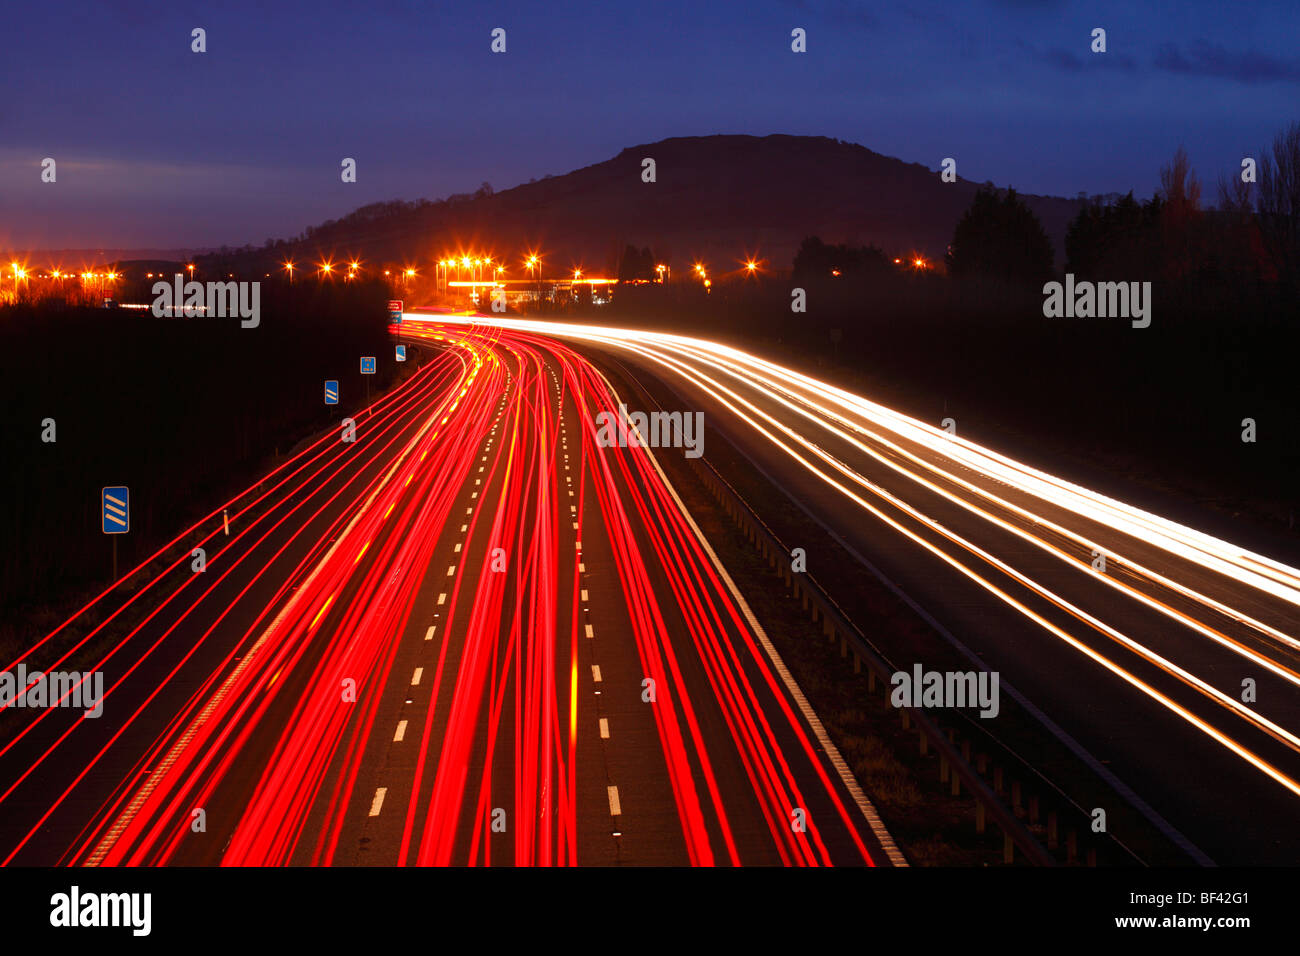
3,0 -> 1297,250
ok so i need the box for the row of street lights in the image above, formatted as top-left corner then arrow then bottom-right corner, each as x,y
259,252 -> 779,295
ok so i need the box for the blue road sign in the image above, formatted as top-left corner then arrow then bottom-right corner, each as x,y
395,345 -> 406,362
102,486 -> 129,534
325,380 -> 339,404
360,356 -> 376,375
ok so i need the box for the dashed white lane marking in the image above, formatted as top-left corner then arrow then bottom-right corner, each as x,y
460,524 -> 467,532
572,522 -> 579,530
411,667 -> 423,685
584,624 -> 594,639
454,542 -> 462,553
579,562 -> 585,573
599,718 -> 610,739
475,478 -> 481,485
466,507 -> 473,515
575,540 -> 582,550
394,720 -> 408,742
472,492 -> 479,499
580,589 -> 589,602
607,786 -> 621,816
591,665 -> 601,682
437,592 -> 447,605
369,788 -> 387,817
447,565 -> 456,576
425,625 -> 437,641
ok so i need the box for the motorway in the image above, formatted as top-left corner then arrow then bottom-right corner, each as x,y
428,313 -> 1300,865
0,319 -> 896,867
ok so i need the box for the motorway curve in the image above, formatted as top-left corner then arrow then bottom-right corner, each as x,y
432,312 -> 1300,864
0,318 -> 895,867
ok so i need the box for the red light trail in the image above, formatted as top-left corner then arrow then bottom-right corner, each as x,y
0,318 -> 891,867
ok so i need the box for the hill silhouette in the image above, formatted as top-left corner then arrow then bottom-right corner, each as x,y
263,134 -> 1083,273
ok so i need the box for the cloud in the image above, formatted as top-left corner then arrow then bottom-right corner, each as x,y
1023,42 -> 1136,73
1042,47 -> 1084,71
1154,41 -> 1300,83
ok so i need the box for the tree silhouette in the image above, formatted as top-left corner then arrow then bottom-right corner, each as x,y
947,187 -> 1053,283
792,236 -> 888,281
1065,192 -> 1164,278
1257,120 -> 1300,293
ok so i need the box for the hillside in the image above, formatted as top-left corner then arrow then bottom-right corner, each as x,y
259,134 -> 1085,273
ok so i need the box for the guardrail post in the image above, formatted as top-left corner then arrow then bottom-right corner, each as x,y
976,799 -> 986,834
1011,781 -> 1022,814
1047,811 -> 1058,850
1003,832 -> 1014,864
993,766 -> 1003,795
1067,830 -> 1077,864
1029,795 -> 1039,825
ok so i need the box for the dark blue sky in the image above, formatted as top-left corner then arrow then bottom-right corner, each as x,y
3,0 -> 1297,249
